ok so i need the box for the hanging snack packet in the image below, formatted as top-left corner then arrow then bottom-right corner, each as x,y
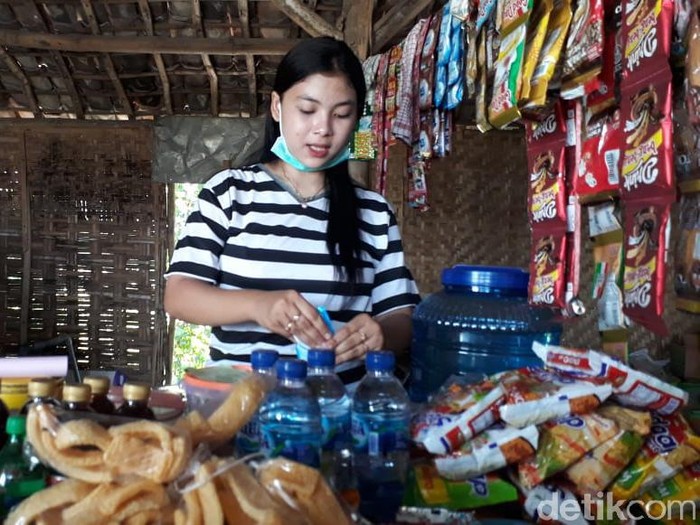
587,8 -> 622,117
561,0 -> 605,94
527,132 -> 567,227
674,97 -> 700,194
518,413 -> 619,489
412,378 -> 506,455
434,424 -> 539,480
525,0 -> 574,109
529,229 -> 568,308
498,0 -> 534,36
434,4 -> 453,110
621,0 -> 673,84
419,12 -> 442,111
611,414 -> 700,500
476,31 -> 492,132
532,342 -> 690,414
520,0 -> 553,102
488,24 -> 527,128
675,193 -> 700,313
446,17 -> 466,110
497,367 -> 613,428
622,199 -> 672,336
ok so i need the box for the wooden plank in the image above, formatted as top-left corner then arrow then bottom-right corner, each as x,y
342,0 -> 373,60
237,0 -> 258,116
0,48 -> 42,118
0,29 -> 298,55
269,0 -> 343,39
20,131 -> 30,345
138,0 -> 172,114
373,0 -> 434,53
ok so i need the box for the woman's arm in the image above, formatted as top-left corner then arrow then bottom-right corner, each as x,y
376,307 -> 414,355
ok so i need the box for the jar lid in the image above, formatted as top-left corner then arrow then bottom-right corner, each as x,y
123,382 -> 151,402
442,265 -> 529,292
28,378 -> 56,398
63,383 -> 92,403
83,376 -> 110,395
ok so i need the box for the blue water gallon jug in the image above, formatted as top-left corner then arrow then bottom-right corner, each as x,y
409,265 -> 562,402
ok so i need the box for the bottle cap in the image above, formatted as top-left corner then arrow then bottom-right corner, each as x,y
251,349 -> 279,370
308,349 -> 335,368
365,350 -> 395,372
28,378 -> 57,398
83,376 -> 110,395
442,265 -> 529,294
122,382 -> 151,402
6,415 -> 26,435
62,383 -> 92,403
275,358 -> 307,380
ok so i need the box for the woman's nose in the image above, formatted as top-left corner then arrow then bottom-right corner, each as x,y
313,114 -> 333,135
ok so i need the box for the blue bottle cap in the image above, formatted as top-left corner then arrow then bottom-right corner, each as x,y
251,349 -> 279,370
308,349 -> 335,368
442,265 -> 529,292
365,350 -> 395,372
275,358 -> 307,380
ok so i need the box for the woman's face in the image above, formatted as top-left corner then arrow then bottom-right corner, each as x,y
271,72 -> 358,170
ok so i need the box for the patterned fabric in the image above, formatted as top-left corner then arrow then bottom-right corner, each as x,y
393,20 -> 428,145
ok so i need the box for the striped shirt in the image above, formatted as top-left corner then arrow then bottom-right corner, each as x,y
165,164 -> 420,363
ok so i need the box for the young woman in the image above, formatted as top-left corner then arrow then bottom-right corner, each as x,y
164,37 -> 420,383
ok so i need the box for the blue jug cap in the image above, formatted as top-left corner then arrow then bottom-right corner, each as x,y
276,358 -> 307,380
251,349 -> 279,370
308,349 -> 335,367
366,350 -> 395,372
442,265 -> 529,292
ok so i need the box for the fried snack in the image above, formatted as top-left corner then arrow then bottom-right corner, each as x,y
174,490 -> 202,525
193,460 -> 224,525
124,508 -> 169,525
101,480 -> 169,522
258,457 -> 353,525
174,410 -> 212,446
54,419 -> 112,451
4,479 -> 96,525
205,374 -> 266,441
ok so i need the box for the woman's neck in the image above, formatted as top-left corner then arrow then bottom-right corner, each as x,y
273,161 -> 326,198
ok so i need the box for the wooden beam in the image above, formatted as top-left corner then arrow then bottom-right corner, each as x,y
138,0 -> 172,114
236,0 -> 257,117
0,29 -> 298,55
269,0 -> 343,39
0,48 -> 42,118
20,131 -> 31,344
373,0 -> 434,53
343,0 -> 373,60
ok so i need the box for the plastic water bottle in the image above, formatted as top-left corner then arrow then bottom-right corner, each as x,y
259,358 -> 322,468
352,351 -> 410,524
235,349 -> 279,456
0,416 -> 46,519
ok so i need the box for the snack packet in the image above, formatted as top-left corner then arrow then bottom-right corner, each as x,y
675,193 -> 700,313
488,24 -> 527,128
561,0 -> 605,95
611,414 -> 700,500
641,461 -> 700,511
575,110 -> 622,204
434,424 -> 539,480
498,0 -> 534,36
532,342 -> 689,414
529,229 -> 568,308
522,481 -> 590,524
497,367 -> 613,428
520,0 -> 553,102
597,404 -> 652,435
518,413 -> 620,489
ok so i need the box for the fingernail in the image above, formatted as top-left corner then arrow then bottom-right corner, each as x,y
324,332 -> 332,340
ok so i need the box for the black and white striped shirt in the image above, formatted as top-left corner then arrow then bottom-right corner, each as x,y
165,164 -> 420,363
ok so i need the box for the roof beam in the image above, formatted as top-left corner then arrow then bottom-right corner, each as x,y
0,29 -> 297,56
269,0 -> 343,39
193,0 -> 219,116
373,0 -> 434,53
237,0 -> 257,116
342,0 -> 373,60
138,0 -> 172,114
0,48 -> 42,118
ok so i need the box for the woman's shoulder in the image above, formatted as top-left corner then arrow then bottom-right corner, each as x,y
354,184 -> 396,215
203,164 -> 268,191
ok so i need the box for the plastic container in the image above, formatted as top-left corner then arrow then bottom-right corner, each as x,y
236,349 -> 279,457
182,367 -> 251,418
410,265 -> 562,402
306,349 -> 352,484
352,351 -> 410,524
259,358 -> 322,468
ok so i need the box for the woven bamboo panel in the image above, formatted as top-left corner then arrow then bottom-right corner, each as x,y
383,126 -> 700,353
0,123 -> 170,385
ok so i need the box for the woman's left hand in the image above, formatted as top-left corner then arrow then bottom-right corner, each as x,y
330,313 -> 384,364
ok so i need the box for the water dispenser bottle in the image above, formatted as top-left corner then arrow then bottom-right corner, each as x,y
410,265 -> 562,402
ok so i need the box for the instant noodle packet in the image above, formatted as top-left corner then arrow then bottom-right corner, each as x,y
611,413 -> 700,500
434,424 -> 539,480
518,413 -> 620,489
532,342 -> 689,414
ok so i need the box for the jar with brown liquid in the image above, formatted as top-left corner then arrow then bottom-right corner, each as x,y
62,384 -> 95,412
115,382 -> 155,420
20,378 -> 62,415
82,376 -> 115,415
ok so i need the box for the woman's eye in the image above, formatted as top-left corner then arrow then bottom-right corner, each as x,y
299,109 -> 314,115
334,113 -> 352,119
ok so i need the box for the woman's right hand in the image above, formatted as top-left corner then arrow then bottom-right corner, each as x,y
254,290 -> 334,347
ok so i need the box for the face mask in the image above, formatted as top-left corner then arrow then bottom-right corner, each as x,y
270,110 -> 351,172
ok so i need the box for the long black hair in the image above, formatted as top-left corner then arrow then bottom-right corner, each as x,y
257,37 -> 367,284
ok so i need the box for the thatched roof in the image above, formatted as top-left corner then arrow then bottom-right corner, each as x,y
0,0 -> 439,120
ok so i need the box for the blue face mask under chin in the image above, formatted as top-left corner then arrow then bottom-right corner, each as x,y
270,115 -> 351,172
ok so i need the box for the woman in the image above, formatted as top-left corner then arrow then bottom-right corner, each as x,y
164,37 -> 420,382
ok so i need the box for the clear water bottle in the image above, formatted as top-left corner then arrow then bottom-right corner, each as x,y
235,349 -> 279,457
259,358 -> 322,468
352,351 -> 410,524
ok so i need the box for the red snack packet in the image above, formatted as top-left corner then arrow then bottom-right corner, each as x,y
527,139 -> 568,227
529,229 -> 568,308
524,100 -> 567,143
623,199 -> 671,335
561,0 -> 605,90
574,109 -> 622,203
620,70 -> 675,199
620,0 -> 673,84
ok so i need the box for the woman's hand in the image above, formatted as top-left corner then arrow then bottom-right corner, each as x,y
330,313 -> 384,364
253,290 -> 333,347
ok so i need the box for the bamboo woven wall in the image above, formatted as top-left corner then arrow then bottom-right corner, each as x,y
384,126 -> 700,353
0,122 -> 170,385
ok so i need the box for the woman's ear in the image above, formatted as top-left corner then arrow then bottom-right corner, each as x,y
270,92 -> 281,122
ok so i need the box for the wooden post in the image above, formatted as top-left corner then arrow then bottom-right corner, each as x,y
20,131 -> 31,345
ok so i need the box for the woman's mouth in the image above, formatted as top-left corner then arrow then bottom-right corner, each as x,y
307,144 -> 331,158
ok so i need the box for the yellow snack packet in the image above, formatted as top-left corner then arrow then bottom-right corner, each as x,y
519,0 -> 553,102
